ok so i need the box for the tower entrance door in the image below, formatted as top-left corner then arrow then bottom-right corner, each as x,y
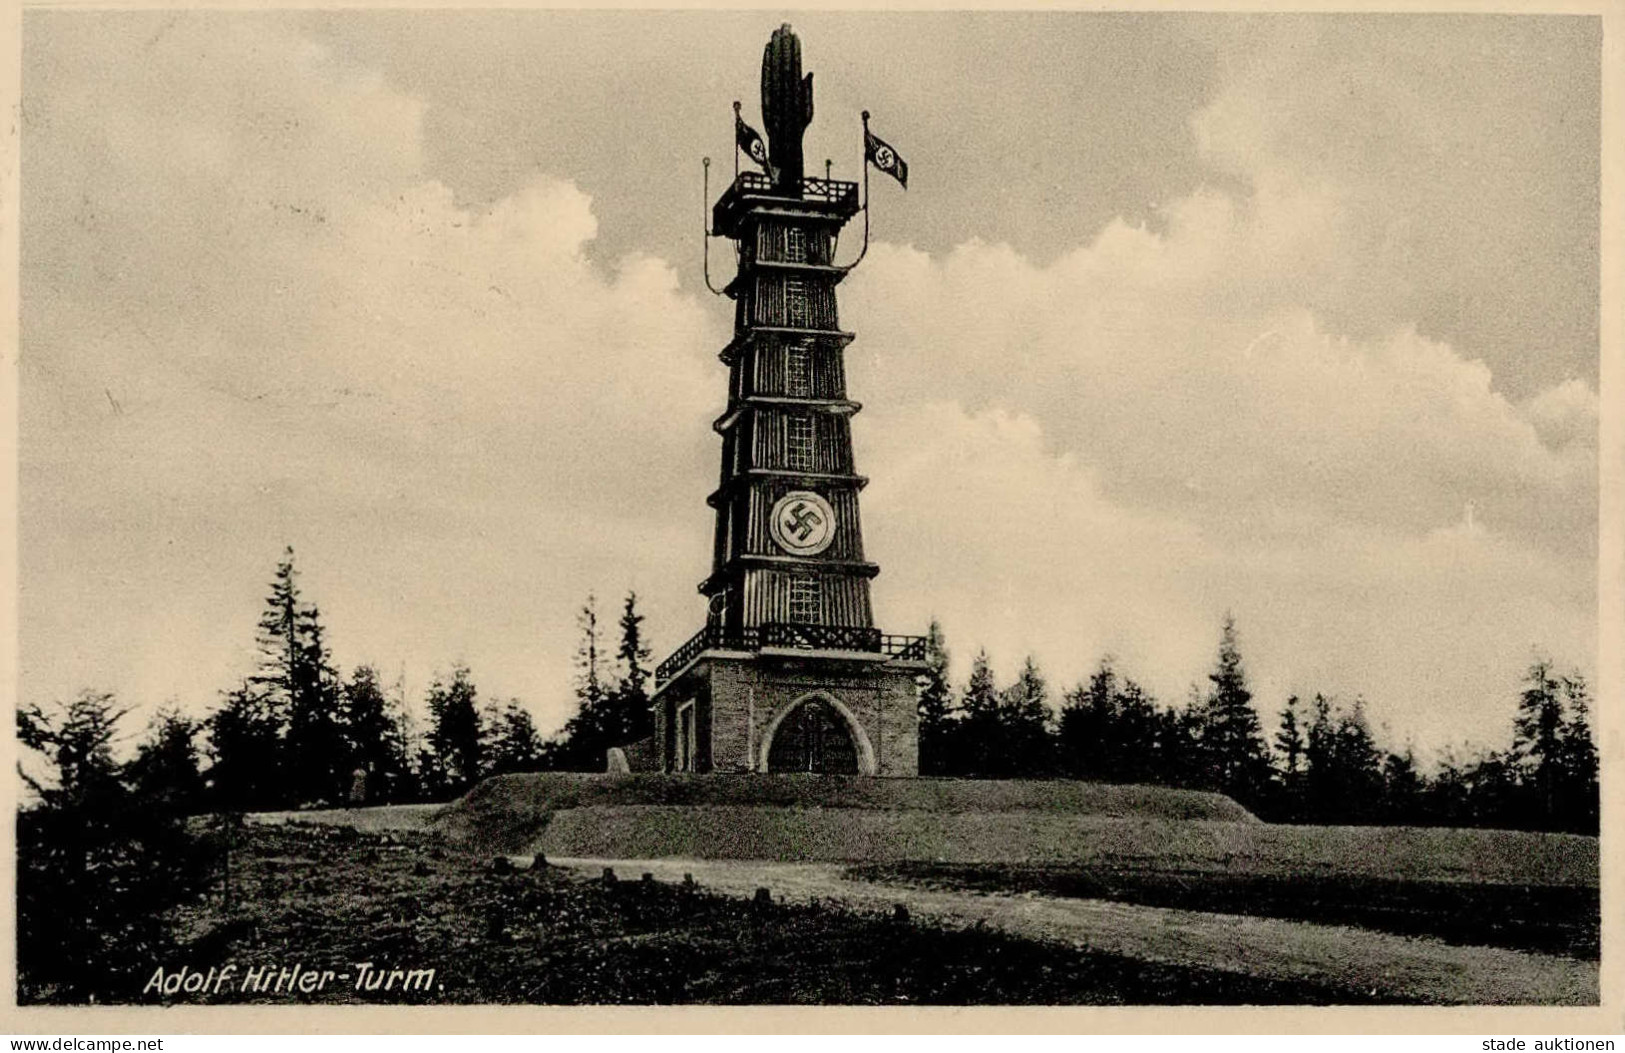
765,697 -> 860,774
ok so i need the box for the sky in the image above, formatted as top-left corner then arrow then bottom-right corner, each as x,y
19,11 -> 1600,756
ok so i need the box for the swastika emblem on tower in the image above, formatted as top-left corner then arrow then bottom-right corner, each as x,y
770,491 -> 836,556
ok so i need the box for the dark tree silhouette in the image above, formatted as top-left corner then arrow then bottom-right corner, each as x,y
126,707 -> 206,813
916,619 -> 956,776
426,665 -> 484,796
17,692 -> 212,1003
1194,615 -> 1272,807
206,683 -> 286,810
340,664 -> 414,804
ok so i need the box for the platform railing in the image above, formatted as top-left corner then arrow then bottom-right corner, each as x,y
655,621 -> 928,684
726,172 -> 859,208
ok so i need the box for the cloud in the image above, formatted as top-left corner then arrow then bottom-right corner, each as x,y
23,14 -> 725,731
836,55 -> 1597,747
21,13 -> 1597,753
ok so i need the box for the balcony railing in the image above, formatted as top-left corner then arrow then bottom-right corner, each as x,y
656,621 -> 928,684
656,625 -> 760,683
729,172 -> 859,208
714,174 -> 861,238
881,634 -> 930,662
761,622 -> 880,653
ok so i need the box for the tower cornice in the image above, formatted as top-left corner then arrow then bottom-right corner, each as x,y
705,468 -> 869,508
700,554 -> 881,597
719,326 -> 854,365
713,396 -> 860,433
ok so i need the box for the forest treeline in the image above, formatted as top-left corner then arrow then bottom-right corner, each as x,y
914,618 -> 1598,834
15,548 -> 1599,1001
20,548 -> 1598,834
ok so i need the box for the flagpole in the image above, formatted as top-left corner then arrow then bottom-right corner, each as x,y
702,156 -> 726,296
732,101 -> 742,182
843,110 -> 873,272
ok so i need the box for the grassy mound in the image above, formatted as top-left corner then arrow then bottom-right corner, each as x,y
502,805 -> 1596,884
431,772 -> 1257,855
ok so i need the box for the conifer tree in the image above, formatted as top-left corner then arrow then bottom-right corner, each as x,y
1112,677 -> 1161,784
1514,655 -> 1566,825
1196,614 -> 1272,806
206,683 -> 286,810
250,547 -> 303,719
1556,671 -> 1598,833
18,692 -> 210,1002
1058,657 -> 1118,780
485,699 -> 547,776
999,655 -> 1055,777
550,594 -> 621,770
1274,695 -> 1307,779
957,649 -> 1001,775
285,605 -> 347,804
916,619 -> 955,775
608,591 -> 655,746
341,665 -> 413,804
1382,746 -> 1424,824
126,708 -> 206,812
426,665 -> 484,795
1334,697 -> 1384,821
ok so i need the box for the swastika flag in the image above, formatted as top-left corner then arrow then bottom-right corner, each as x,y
735,103 -> 775,180
864,125 -> 908,189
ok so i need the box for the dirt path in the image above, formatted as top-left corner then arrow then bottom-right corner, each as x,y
554,856 -> 1597,1006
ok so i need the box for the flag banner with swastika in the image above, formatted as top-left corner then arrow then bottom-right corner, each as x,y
864,126 -> 908,189
735,104 -> 775,180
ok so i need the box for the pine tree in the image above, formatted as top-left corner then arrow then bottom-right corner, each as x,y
485,700 -> 546,776
551,593 -> 630,771
426,665 -> 484,795
1000,655 -> 1055,777
608,591 -> 655,746
1514,655 -> 1566,825
1275,695 -> 1307,778
285,605 -> 346,805
1196,614 -> 1272,806
1112,677 -> 1161,784
1556,671 -> 1598,834
577,593 -> 607,717
206,684 -> 286,810
1273,695 -> 1308,816
1334,697 -> 1384,821
250,547 -> 303,720
341,665 -> 413,804
126,708 -> 206,812
916,619 -> 955,776
17,692 -> 211,1002
1058,657 -> 1117,781
958,649 -> 1000,777
1382,746 -> 1424,824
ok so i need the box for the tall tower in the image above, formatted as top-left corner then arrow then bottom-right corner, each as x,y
649,25 -> 924,777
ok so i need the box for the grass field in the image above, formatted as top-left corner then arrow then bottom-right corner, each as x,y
850,861 -> 1599,959
142,822 -> 1390,1006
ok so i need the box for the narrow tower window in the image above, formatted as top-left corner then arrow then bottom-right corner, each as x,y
786,415 -> 815,471
785,227 -> 807,263
789,575 -> 821,624
785,278 -> 808,327
786,345 -> 811,397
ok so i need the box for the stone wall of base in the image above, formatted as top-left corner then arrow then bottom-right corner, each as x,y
652,653 -> 920,777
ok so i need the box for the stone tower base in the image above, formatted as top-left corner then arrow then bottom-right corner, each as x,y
651,649 -> 921,776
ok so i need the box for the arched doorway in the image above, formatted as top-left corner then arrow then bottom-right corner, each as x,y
764,696 -> 861,774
